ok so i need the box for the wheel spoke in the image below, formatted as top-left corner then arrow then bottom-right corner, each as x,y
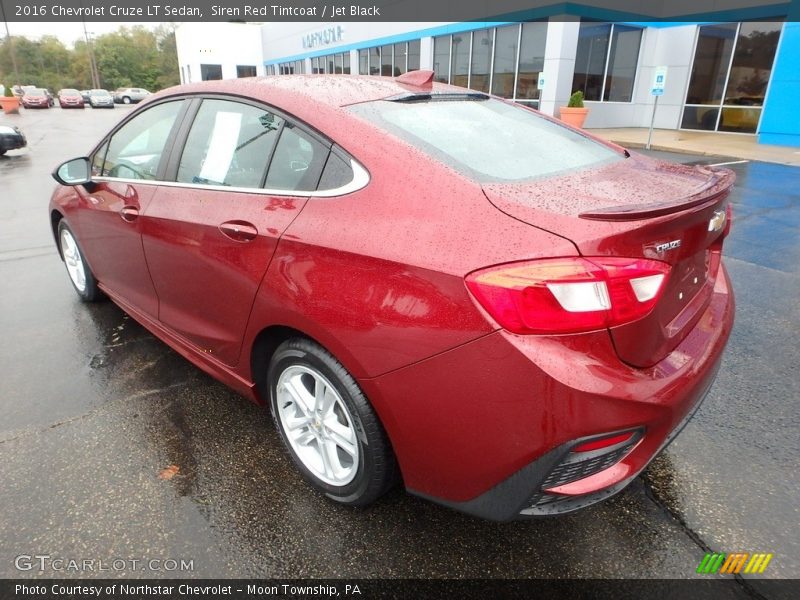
319,439 -> 337,479
315,381 -> 336,416
282,376 -> 313,416
326,425 -> 357,458
285,415 -> 311,431
293,429 -> 316,446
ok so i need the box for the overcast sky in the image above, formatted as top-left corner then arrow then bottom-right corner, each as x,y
5,22 -> 164,46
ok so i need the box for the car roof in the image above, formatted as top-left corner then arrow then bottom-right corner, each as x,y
155,74 -> 465,110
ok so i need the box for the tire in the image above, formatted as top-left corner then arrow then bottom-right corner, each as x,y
122,96 -> 131,104
57,221 -> 103,302
268,338 -> 397,506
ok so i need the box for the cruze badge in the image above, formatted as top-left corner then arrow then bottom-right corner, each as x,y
709,209 -> 727,232
655,240 -> 681,253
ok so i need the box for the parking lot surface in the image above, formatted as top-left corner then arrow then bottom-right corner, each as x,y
0,107 -> 797,589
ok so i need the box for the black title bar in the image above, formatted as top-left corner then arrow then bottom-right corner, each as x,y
0,0 -> 796,23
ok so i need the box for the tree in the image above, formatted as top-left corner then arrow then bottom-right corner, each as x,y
0,26 -> 179,93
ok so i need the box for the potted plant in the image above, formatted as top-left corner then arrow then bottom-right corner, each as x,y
1,85 -> 21,114
560,90 -> 588,128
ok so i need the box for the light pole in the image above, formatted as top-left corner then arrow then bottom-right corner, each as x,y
82,20 -> 100,88
0,0 -> 21,86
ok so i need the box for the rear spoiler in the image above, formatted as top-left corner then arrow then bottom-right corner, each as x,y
579,167 -> 736,221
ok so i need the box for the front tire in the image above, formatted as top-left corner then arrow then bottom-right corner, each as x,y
122,96 -> 131,104
268,338 -> 396,506
57,221 -> 102,302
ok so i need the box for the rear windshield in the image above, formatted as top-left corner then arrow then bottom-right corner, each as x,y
348,97 -> 621,183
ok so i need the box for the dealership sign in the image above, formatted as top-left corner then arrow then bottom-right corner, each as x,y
302,26 -> 344,49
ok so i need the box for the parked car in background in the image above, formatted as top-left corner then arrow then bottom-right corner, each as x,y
48,73 -> 736,520
113,87 -> 151,104
0,123 -> 26,155
80,90 -> 91,103
57,89 -> 85,109
21,88 -> 51,109
88,89 -> 114,109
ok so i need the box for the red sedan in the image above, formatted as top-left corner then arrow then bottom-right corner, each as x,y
21,88 -> 51,109
57,88 -> 85,108
48,73 -> 735,520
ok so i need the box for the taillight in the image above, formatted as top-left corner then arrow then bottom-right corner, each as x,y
465,257 -> 671,334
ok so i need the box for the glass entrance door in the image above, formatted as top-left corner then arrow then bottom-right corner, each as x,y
682,22 -> 782,134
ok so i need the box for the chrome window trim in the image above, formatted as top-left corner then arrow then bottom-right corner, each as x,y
93,158 -> 370,198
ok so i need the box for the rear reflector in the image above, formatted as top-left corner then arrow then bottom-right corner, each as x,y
465,257 -> 671,334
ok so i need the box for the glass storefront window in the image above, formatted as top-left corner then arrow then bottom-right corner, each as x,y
516,22 -> 547,100
381,45 -> 393,76
683,22 -> 782,133
408,40 -> 421,72
369,46 -> 380,75
470,29 -> 493,93
604,25 -> 642,101
572,23 -> 641,102
573,23 -> 611,101
451,34 -> 470,87
433,35 -> 450,83
394,42 -> 408,75
492,25 -> 518,98
343,53 -> 351,75
433,24 -> 547,104
685,23 -> 738,105
359,49 -> 368,75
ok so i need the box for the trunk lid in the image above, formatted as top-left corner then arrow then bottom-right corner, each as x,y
483,153 -> 735,368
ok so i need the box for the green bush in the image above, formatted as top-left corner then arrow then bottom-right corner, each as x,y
567,90 -> 584,108
3,85 -> 14,98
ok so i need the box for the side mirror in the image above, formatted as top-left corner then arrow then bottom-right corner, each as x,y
52,157 -> 91,186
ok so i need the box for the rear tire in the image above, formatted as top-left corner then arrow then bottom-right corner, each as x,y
57,221 -> 103,302
268,338 -> 397,506
122,96 -> 131,104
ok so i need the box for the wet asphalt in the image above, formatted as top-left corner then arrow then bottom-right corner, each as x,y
0,107 -> 797,589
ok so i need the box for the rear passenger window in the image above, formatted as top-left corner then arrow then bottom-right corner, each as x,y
177,99 -> 283,188
265,124 -> 327,192
318,150 -> 354,191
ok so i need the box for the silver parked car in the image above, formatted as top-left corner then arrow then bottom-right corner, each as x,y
88,89 -> 115,108
113,87 -> 151,104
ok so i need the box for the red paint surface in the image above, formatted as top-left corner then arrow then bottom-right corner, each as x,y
50,76 -> 735,506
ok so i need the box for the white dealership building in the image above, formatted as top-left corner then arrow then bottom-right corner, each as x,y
175,7 -> 798,146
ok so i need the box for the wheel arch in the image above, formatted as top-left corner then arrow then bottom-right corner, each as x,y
50,209 -> 65,259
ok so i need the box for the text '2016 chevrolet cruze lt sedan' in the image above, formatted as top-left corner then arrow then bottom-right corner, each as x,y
49,71 -> 735,520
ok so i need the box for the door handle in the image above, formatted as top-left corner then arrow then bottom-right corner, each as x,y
219,220 -> 258,242
120,206 -> 139,222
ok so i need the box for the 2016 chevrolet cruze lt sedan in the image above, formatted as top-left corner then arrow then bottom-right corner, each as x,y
49,72 -> 735,520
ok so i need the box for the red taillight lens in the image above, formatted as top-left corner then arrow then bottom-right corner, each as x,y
465,257 -> 671,334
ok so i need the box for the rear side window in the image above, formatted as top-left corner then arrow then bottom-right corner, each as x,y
264,124 -> 327,192
178,99 -> 284,188
349,97 -> 621,182
102,100 -> 184,180
317,149 -> 354,191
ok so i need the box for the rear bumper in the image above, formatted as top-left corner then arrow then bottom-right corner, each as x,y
363,263 -> 734,520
